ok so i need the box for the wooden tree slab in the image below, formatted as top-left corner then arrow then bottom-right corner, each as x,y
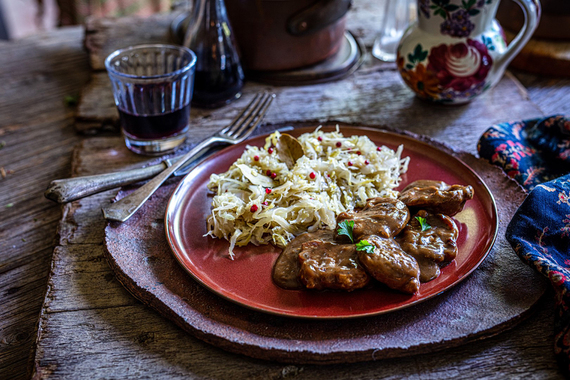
32,9 -> 565,377
102,123 -> 546,364
506,31 -> 570,78
33,130 -> 563,379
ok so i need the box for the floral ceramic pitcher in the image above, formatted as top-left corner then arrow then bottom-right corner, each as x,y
397,0 -> 540,104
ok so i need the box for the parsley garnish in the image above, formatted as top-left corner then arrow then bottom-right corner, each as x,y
415,216 -> 431,231
64,95 -> 79,107
356,239 -> 375,254
337,220 -> 355,243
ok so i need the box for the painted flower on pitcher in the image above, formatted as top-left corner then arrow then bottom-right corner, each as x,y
397,39 -> 492,102
428,39 -> 493,92
441,9 -> 475,37
427,0 -> 493,38
419,0 -> 431,18
398,61 -> 440,99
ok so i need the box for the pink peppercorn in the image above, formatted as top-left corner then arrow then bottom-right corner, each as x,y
250,205 -> 258,212
317,136 -> 322,141
268,147 -> 274,154
377,146 -> 382,151
348,161 -> 353,166
266,170 -> 272,176
265,188 -> 272,194
365,160 -> 370,165
309,172 -> 316,179
262,201 -> 268,206
336,142 -> 342,148
254,155 -> 260,161
271,172 -> 277,179
357,151 -> 361,155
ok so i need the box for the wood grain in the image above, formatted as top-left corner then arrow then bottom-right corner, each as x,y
76,67 -> 545,149
1,5 -> 570,379
30,10 -> 564,377
100,123 -> 546,364
34,129 -> 562,378
76,12 -> 546,139
0,26 -> 90,379
506,31 -> 570,78
84,13 -> 179,71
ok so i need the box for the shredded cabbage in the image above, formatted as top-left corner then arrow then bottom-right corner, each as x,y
205,127 -> 409,258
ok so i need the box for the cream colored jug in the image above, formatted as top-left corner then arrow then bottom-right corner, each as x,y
397,0 -> 540,104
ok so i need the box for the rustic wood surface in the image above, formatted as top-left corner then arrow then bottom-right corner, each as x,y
1,4 -> 570,379
0,27 -> 90,379
506,31 -> 570,78
101,122 -> 546,364
32,7 -> 563,375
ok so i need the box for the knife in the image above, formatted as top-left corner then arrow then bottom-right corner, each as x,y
44,126 -> 293,203
44,146 -> 214,203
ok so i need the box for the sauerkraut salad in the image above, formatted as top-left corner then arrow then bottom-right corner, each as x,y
206,127 -> 409,258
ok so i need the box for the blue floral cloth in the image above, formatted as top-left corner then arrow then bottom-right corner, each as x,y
478,115 -> 570,374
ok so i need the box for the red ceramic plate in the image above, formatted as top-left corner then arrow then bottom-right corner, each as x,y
165,126 -> 498,319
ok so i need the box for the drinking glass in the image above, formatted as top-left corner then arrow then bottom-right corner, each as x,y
372,0 -> 417,62
105,44 -> 197,155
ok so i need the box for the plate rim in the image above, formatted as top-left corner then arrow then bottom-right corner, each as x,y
164,125 -> 499,319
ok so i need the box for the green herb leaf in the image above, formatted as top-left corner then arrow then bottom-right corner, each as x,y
64,95 -> 79,107
415,216 -> 431,231
356,239 -> 375,254
337,220 -> 354,243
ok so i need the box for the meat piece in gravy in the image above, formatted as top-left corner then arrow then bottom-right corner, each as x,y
335,197 -> 410,241
357,235 -> 420,294
397,210 -> 459,282
272,229 -> 334,290
298,240 -> 370,291
398,180 -> 474,216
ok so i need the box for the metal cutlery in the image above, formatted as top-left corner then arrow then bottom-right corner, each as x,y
101,92 -> 275,222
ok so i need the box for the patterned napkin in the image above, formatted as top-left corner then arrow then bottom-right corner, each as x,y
478,115 -> 570,374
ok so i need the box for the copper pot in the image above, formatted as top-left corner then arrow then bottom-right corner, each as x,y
225,0 -> 352,71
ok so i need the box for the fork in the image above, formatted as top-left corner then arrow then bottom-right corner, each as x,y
102,92 -> 275,222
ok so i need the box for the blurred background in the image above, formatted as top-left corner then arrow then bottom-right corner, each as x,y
0,0 -> 175,39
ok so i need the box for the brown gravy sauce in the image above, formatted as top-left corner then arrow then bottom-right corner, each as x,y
272,229 -> 333,290
271,183 -> 471,294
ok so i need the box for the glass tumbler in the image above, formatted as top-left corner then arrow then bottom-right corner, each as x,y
105,44 -> 197,155
372,0 -> 417,62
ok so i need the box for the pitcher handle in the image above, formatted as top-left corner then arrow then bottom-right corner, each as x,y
495,0 -> 541,73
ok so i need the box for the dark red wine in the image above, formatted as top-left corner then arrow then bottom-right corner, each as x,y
119,104 -> 190,140
192,63 -> 244,108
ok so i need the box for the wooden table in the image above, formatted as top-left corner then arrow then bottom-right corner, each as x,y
1,8 -> 570,379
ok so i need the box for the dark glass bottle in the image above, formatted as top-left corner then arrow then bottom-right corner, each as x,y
184,0 -> 245,109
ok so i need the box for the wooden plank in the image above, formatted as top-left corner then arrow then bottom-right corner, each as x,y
84,13 -> 180,71
33,299 -> 561,379
0,26 -> 90,379
0,8 -> 567,380
32,11 -> 559,375
506,31 -> 570,78
35,75 -> 559,377
32,143 -> 562,376
513,72 -> 570,116
98,126 -> 548,364
76,67 -> 545,149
